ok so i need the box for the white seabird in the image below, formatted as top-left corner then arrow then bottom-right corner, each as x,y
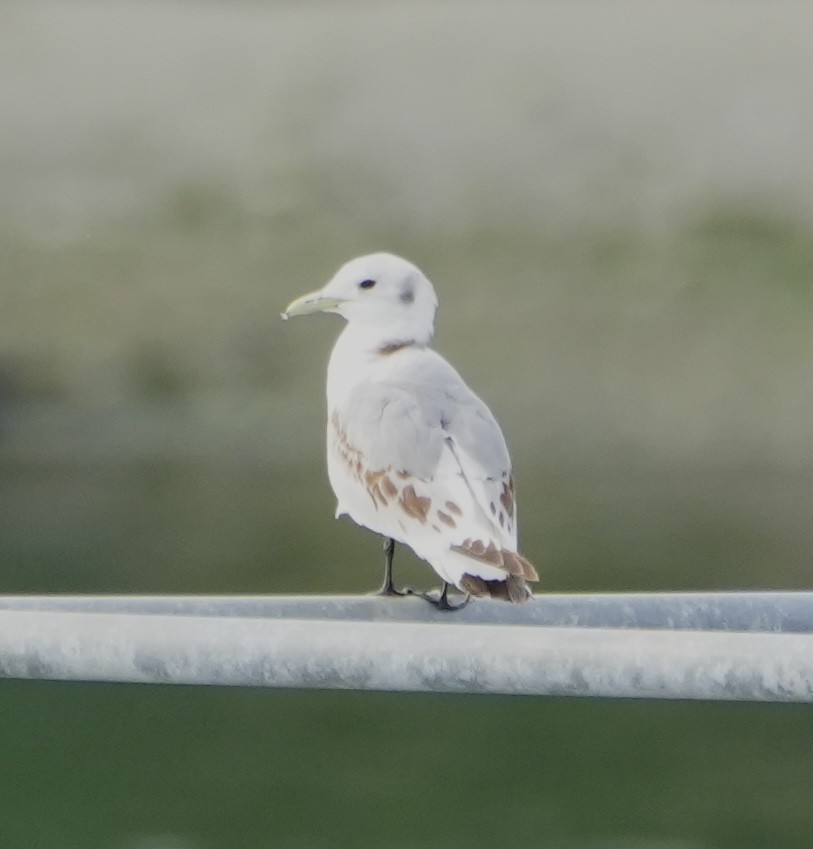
282,253 -> 538,607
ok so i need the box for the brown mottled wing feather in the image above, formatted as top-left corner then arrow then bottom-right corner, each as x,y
451,539 -> 537,580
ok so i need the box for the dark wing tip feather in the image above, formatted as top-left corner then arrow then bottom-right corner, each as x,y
504,551 -> 539,582
459,573 -> 533,604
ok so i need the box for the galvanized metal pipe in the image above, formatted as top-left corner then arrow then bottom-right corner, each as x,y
0,592 -> 811,632
0,594 -> 812,702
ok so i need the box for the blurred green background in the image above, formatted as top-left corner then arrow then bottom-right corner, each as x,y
1,2 -> 812,848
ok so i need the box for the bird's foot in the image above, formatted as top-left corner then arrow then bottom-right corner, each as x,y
374,580 -> 410,598
406,584 -> 471,611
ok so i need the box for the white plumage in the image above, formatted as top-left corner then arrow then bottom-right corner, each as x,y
282,253 -> 537,604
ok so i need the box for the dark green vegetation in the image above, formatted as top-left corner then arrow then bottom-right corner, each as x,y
3,681 -> 813,849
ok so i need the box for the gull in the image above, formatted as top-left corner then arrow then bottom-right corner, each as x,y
282,253 -> 538,607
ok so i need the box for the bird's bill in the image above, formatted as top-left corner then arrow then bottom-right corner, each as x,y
280,289 -> 343,320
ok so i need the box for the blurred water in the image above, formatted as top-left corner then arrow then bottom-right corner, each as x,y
1,2 -> 812,848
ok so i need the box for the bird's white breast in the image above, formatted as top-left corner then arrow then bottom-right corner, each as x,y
325,329 -> 418,541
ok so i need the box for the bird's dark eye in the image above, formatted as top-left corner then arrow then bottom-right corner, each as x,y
359,279 -> 376,290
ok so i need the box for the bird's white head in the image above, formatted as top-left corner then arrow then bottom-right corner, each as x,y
282,253 -> 439,350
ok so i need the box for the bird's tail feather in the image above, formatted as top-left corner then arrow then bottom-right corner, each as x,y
459,572 -> 533,604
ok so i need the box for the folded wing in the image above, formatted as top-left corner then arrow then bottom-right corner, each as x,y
333,350 -> 537,596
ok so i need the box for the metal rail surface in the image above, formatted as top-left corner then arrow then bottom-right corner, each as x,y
1,593 -> 812,702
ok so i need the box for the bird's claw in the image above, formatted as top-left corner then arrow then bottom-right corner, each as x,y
374,583 -> 410,598
406,586 -> 471,611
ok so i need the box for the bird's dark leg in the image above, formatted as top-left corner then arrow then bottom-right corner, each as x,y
376,537 -> 406,596
411,581 -> 471,611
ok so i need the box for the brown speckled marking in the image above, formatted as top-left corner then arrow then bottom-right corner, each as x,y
364,470 -> 388,507
452,538 -> 538,581
381,476 -> 398,499
498,512 -> 505,528
499,476 -> 515,517
436,510 -> 456,528
399,485 -> 430,523
453,538 -> 502,565
489,501 -> 497,515
378,340 -> 416,355
331,412 -> 366,484
396,470 -> 410,479
445,501 -> 462,516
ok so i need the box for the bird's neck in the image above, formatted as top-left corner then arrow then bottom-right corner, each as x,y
326,323 -> 428,410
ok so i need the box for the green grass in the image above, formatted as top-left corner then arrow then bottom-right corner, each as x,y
2,681 -> 812,849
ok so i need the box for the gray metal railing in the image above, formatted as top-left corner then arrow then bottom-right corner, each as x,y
1,593 -> 812,702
